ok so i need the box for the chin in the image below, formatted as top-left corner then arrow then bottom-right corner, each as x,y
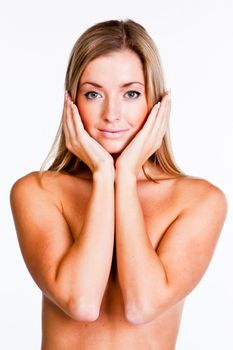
97,139 -> 129,154
105,143 -> 130,155
105,146 -> 125,155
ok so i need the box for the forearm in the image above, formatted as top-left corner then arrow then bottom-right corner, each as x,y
55,170 -> 114,320
115,171 -> 169,324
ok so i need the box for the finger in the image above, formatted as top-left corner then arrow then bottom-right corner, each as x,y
151,93 -> 171,135
158,94 -> 170,127
153,98 -> 171,147
147,91 -> 169,125
147,101 -> 161,122
70,101 -> 85,133
66,98 -> 79,140
154,92 -> 170,124
62,94 -> 72,142
142,101 -> 161,133
142,94 -> 170,152
62,99 -> 80,154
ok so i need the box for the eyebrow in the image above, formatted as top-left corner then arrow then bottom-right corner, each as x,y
79,81 -> 144,88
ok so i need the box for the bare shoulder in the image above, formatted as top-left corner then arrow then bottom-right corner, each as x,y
10,171 -> 73,205
10,171 -> 80,306
155,175 -> 228,304
174,175 -> 228,220
11,170 -> 70,189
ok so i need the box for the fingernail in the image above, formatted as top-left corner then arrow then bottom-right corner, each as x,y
156,101 -> 161,108
65,90 -> 68,101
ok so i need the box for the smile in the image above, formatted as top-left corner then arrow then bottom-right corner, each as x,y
98,128 -> 129,133
97,129 -> 129,139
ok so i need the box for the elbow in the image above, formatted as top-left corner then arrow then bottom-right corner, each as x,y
124,306 -> 152,325
67,297 -> 100,322
125,302 -> 165,325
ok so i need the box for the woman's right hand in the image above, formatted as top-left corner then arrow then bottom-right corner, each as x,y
62,92 -> 114,176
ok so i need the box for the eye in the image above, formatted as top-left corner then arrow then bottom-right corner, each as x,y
84,91 -> 101,100
124,90 -> 141,99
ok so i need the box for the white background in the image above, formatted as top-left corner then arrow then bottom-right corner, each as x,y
1,0 -> 232,349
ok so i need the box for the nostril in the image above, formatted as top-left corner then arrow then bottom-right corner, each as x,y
102,100 -> 121,121
104,114 -> 121,121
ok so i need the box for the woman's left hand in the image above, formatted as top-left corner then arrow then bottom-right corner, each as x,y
115,91 -> 171,176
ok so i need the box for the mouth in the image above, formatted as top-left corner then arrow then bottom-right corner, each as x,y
98,128 -> 129,133
97,128 -> 130,139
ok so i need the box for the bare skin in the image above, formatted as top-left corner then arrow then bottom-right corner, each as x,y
10,50 -> 227,349
11,169 -> 226,350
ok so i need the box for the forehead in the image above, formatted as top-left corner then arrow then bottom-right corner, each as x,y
80,49 -> 145,84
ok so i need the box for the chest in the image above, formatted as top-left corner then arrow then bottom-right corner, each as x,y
58,177 -> 181,319
61,178 -> 180,250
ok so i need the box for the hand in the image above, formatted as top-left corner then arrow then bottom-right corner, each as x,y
62,92 -> 114,175
115,91 -> 171,176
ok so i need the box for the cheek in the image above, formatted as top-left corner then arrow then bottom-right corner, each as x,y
127,103 -> 148,127
77,100 -> 97,128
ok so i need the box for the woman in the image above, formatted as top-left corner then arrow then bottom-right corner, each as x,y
10,19 -> 227,349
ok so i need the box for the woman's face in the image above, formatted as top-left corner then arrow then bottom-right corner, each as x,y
77,49 -> 148,154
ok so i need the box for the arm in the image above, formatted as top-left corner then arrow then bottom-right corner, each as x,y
10,94 -> 115,322
57,93 -> 115,320
10,170 -> 114,322
55,170 -> 115,319
114,92 -> 227,324
115,173 -> 227,325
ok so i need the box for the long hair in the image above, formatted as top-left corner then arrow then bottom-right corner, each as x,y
41,19 -> 186,179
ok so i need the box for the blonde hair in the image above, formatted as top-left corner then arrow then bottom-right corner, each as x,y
42,19 -> 186,179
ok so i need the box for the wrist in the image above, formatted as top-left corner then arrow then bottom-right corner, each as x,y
115,160 -> 139,178
115,167 -> 137,184
93,165 -> 115,184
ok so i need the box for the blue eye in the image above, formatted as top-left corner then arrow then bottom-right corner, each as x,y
84,91 -> 101,99
125,90 -> 141,99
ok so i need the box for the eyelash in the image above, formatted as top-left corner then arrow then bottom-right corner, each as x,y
84,91 -> 100,99
84,90 -> 141,100
125,90 -> 141,99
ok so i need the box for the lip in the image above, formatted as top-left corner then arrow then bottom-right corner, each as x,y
97,128 -> 129,139
98,128 -> 129,133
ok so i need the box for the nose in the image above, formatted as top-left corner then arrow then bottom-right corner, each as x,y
102,97 -> 121,122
